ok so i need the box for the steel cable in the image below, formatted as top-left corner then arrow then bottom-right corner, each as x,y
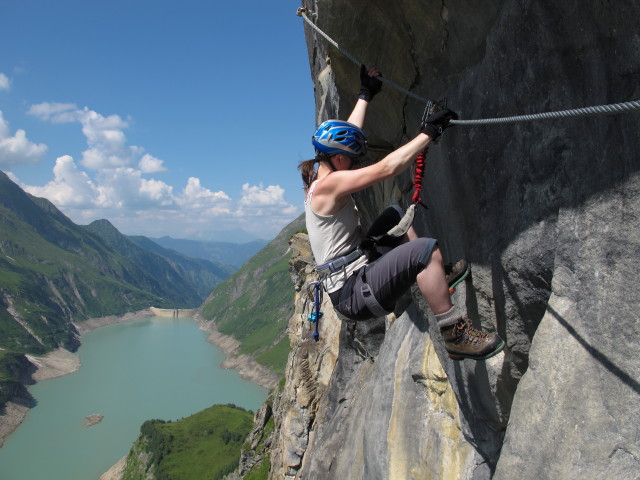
298,8 -> 640,125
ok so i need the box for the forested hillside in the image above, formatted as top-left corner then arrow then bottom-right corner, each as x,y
121,404 -> 255,480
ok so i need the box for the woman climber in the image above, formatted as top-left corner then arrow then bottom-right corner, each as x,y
298,65 -> 505,360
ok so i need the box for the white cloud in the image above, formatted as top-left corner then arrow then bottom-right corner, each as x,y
95,167 -> 175,208
25,155 -> 99,207
5,171 -> 21,183
29,102 -> 145,170
237,183 -> 298,217
0,73 -> 10,91
23,157 -> 176,210
27,102 -> 78,122
231,183 -> 300,237
239,183 -> 284,206
139,153 -> 167,173
179,177 -> 231,213
79,108 -> 134,170
0,111 -> 47,167
19,102 -> 302,240
19,153 -> 229,216
20,167 -> 301,240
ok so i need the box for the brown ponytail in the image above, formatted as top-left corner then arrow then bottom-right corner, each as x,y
298,153 -> 330,190
298,158 -> 317,190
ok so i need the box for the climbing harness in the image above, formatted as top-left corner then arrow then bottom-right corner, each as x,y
296,7 -> 640,125
306,281 -> 323,341
314,244 -> 393,320
315,247 -> 366,275
306,122 -> 433,323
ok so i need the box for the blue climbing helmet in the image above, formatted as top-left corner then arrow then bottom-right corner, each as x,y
312,120 -> 367,157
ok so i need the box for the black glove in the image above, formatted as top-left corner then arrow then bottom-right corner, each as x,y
420,108 -> 458,139
359,64 -> 382,102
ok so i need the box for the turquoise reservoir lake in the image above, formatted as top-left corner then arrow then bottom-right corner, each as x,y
0,316 -> 268,480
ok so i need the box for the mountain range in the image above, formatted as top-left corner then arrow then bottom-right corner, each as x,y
150,236 -> 267,269
0,170 -> 242,406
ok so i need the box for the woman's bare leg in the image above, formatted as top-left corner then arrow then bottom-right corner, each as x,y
416,246 -> 452,315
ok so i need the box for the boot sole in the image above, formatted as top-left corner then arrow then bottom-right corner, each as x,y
448,266 -> 470,293
448,339 -> 505,361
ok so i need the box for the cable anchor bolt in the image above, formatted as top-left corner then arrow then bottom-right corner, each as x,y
296,7 -> 316,17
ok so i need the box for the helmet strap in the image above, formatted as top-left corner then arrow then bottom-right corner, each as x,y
317,152 -> 338,172
315,152 -> 337,172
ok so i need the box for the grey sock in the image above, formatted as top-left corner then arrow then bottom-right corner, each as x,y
435,306 -> 462,328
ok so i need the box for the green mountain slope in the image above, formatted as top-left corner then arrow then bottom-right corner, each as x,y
128,235 -> 235,299
122,404 -> 254,480
200,215 -> 305,374
83,219 -> 201,306
85,219 -> 234,302
1,180 -> 135,354
0,170 -> 204,356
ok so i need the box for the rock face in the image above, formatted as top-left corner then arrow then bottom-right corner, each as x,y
268,1 -> 640,479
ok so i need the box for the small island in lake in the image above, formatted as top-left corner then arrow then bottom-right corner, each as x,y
84,414 -> 104,427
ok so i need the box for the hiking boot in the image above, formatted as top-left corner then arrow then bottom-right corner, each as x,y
445,259 -> 470,292
445,259 -> 469,286
440,318 -> 505,360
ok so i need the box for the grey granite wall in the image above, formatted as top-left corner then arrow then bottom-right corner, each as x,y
274,1 -> 640,478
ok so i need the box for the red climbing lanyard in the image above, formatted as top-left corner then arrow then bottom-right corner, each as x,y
412,147 -> 428,205
412,99 -> 447,207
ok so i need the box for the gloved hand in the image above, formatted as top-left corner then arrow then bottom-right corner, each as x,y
358,64 -> 382,102
420,108 -> 458,139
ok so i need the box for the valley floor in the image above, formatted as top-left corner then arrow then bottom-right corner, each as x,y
0,308 -> 280,450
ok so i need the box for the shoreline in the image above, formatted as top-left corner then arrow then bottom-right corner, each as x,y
0,309 -> 153,448
73,308 -> 155,335
0,347 -> 83,447
194,313 -> 281,391
0,308 -> 279,448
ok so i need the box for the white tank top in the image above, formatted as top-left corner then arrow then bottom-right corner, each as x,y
304,179 -> 368,293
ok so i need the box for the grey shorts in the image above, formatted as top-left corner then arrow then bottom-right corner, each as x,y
329,206 -> 437,320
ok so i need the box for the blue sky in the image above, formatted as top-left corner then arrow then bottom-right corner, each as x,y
0,0 -> 316,242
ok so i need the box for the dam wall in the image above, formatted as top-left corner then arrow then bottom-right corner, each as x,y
150,307 -> 199,318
